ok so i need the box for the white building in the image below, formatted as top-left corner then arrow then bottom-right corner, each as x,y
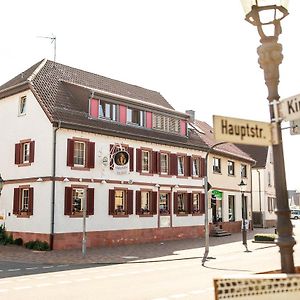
0,59 -> 254,249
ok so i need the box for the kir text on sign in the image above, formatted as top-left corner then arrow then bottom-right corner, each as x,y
213,115 -> 278,146
279,94 -> 300,121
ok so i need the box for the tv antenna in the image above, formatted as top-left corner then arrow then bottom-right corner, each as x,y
37,34 -> 56,62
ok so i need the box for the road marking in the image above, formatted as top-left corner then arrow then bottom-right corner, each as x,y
43,266 -> 54,269
57,280 -> 72,284
56,264 -> 69,268
36,283 -> 53,287
14,286 -> 32,290
26,267 -> 38,270
8,268 -> 21,272
0,270 -> 3,272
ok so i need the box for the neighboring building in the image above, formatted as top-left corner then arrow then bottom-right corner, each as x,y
235,145 -> 276,228
288,190 -> 300,208
190,119 -> 255,233
0,59 -> 254,250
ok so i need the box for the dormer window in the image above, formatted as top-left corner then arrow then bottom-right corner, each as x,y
99,101 -> 117,121
127,107 -> 145,127
19,96 -> 27,115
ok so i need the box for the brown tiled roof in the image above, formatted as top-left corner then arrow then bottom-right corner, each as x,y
193,120 -> 255,163
0,59 -> 209,151
234,144 -> 269,168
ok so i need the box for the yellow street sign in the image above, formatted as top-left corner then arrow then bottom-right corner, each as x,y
213,115 -> 278,146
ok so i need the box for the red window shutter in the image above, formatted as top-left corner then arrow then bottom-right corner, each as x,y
110,144 -> 114,170
87,188 -> 94,215
187,193 -> 192,214
135,191 -> 141,215
200,193 -> 205,213
200,157 -> 206,177
170,154 -> 178,176
28,187 -> 34,215
157,152 -> 161,173
128,147 -> 134,171
151,192 -> 157,215
108,189 -> 115,215
29,141 -> 35,163
67,139 -> 74,167
136,149 -> 142,172
87,142 -> 95,168
64,187 -> 73,215
152,151 -> 157,174
13,188 -> 20,214
173,192 -> 178,214
127,190 -> 133,215
15,143 -> 21,164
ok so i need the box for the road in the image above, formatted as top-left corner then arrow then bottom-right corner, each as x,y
0,221 -> 299,300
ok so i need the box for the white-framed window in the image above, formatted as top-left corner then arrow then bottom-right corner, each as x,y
74,141 -> 85,167
127,107 -> 145,127
21,188 -> 29,211
72,188 -> 85,213
177,193 -> 188,213
22,142 -> 30,163
142,150 -> 150,172
160,153 -> 169,174
99,101 -> 117,121
228,160 -> 235,176
241,164 -> 247,178
19,96 -> 27,115
177,156 -> 185,176
192,157 -> 200,176
213,157 -> 221,173
141,191 -> 151,214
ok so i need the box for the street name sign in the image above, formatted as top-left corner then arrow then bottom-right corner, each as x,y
279,94 -> 300,121
213,115 -> 278,146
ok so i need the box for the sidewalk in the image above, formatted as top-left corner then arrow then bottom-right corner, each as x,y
0,226 -> 279,265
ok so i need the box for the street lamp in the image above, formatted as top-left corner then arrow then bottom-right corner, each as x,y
240,0 -> 296,273
238,179 -> 250,252
0,174 -> 4,195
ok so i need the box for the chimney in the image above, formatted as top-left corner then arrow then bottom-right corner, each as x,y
185,110 -> 195,123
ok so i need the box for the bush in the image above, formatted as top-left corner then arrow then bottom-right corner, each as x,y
0,224 -> 14,245
254,233 -> 277,242
14,238 -> 23,246
24,240 -> 50,251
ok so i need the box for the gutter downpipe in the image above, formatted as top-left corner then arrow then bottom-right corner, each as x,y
202,141 -> 227,266
50,121 -> 61,250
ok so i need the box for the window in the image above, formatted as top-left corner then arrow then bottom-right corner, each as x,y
19,96 -> 26,115
213,157 -> 221,173
67,139 -> 95,169
64,187 -> 94,216
241,164 -> 247,178
142,150 -> 150,173
228,195 -> 235,221
192,193 -> 205,214
177,156 -> 185,176
99,101 -> 117,121
159,193 -> 170,215
228,161 -> 235,176
74,141 -> 85,167
160,153 -> 169,174
268,197 -> 276,212
136,191 -> 157,215
127,107 -> 145,127
109,189 -> 133,216
152,114 -> 181,134
175,193 -> 188,214
13,186 -> 34,216
192,157 -> 200,176
15,140 -> 35,165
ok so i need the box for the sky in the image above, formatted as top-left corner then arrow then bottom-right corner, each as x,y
0,0 -> 299,190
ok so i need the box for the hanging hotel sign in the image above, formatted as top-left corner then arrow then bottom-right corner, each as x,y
278,94 -> 300,121
211,190 -> 223,200
213,115 -> 278,146
113,150 -> 129,175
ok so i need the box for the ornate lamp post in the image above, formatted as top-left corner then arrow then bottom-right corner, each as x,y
238,179 -> 250,252
0,174 -> 4,195
240,0 -> 295,273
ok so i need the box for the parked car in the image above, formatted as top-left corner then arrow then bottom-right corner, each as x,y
290,209 -> 300,220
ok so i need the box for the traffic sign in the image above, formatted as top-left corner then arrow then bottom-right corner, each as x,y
213,115 -> 278,146
279,94 -> 300,121
290,119 -> 300,135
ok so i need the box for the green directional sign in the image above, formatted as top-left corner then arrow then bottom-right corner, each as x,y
211,190 -> 223,199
